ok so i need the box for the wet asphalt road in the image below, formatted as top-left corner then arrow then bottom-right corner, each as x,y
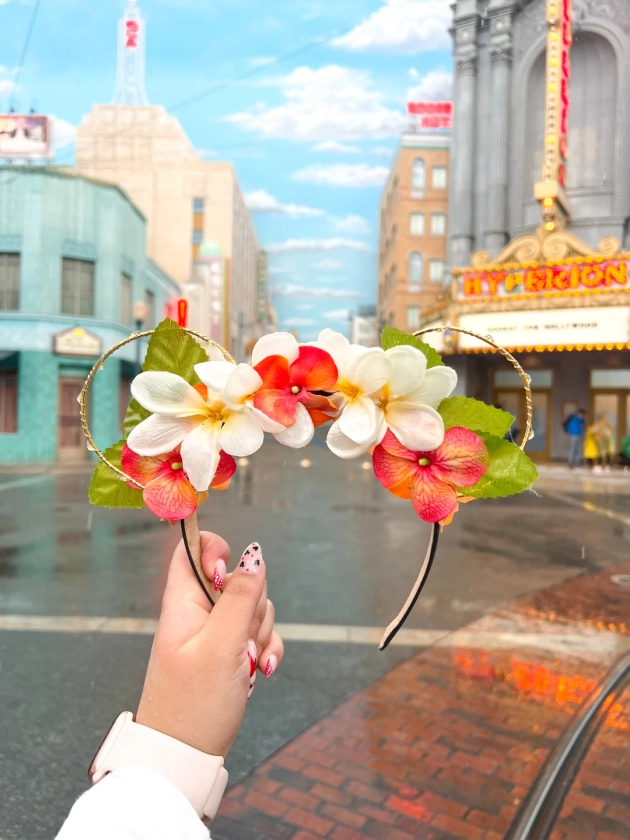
0,440 -> 629,838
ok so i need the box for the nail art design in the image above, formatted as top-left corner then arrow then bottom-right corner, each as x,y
238,542 -> 262,574
247,640 -> 257,699
213,559 -> 226,591
265,654 -> 277,679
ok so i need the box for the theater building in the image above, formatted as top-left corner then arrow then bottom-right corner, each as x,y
426,0 -> 630,462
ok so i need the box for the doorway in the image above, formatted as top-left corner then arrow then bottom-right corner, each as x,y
495,388 -> 551,461
590,391 -> 630,453
58,377 -> 88,462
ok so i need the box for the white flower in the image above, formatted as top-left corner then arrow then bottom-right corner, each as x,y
127,370 -> 264,491
316,329 -> 457,459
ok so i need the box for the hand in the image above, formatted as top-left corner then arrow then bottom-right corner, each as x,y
136,532 -> 284,757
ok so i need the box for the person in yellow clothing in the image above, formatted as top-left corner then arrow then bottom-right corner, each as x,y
583,427 -> 598,465
588,414 -> 615,472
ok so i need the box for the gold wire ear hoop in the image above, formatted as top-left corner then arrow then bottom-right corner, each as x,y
78,328 -> 234,489
413,324 -> 533,451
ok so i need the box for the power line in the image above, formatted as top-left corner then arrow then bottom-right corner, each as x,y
8,0 -> 44,113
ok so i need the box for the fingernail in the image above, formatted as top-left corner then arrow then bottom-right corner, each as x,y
237,542 -> 262,574
213,559 -> 226,591
247,640 -> 257,699
265,655 -> 277,679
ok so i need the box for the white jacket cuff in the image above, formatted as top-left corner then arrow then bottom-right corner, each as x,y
56,765 -> 210,840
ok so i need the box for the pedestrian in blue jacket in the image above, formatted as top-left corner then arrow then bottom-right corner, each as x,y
565,409 -> 586,468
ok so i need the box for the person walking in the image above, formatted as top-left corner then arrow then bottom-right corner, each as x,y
590,413 -> 615,473
565,408 -> 586,468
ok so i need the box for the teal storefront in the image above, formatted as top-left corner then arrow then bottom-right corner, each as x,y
0,167 -> 179,463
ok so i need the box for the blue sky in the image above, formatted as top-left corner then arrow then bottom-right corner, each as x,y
0,0 -> 453,340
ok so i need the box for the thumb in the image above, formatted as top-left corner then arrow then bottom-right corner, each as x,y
204,542 -> 266,650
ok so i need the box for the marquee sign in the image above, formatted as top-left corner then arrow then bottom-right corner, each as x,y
406,101 -> 453,130
459,257 -> 628,299
535,0 -> 572,225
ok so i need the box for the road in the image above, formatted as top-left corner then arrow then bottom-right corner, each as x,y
0,439 -> 628,838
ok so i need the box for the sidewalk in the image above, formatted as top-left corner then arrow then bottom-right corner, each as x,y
212,566 -> 630,840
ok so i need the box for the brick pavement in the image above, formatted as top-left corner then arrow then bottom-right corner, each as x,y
212,566 -> 630,840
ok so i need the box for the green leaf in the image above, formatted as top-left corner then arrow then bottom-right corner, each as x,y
88,440 -> 145,509
143,318 -> 208,384
123,398 -> 151,439
122,318 -> 209,438
458,433 -> 539,499
439,396 -> 514,438
380,326 -> 444,368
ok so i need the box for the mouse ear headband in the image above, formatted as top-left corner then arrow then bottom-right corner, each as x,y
81,319 -> 537,649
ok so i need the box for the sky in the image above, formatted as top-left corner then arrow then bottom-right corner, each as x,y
0,0 -> 454,340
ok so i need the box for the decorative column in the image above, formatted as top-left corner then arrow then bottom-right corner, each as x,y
449,18 -> 478,270
484,8 -> 513,256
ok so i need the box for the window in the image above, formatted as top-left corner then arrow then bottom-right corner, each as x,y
407,306 -> 421,330
145,289 -> 155,328
408,252 -> 423,292
0,253 -> 20,310
431,213 -> 446,236
432,166 -> 447,189
429,260 -> 445,282
61,258 -> 95,316
411,158 -> 425,194
0,370 -> 18,433
409,213 -> 425,236
121,273 -> 132,325
192,198 -> 205,213
192,229 -> 204,245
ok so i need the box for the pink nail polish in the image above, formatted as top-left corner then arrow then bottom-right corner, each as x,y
247,640 -> 257,699
213,559 -> 226,591
238,542 -> 262,574
265,655 -> 277,679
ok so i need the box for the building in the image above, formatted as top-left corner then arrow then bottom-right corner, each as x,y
73,1 -> 262,357
427,0 -> 630,462
0,166 -> 179,463
349,305 -> 378,348
378,133 -> 450,334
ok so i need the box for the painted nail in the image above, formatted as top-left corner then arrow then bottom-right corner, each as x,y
237,542 -> 262,574
265,655 -> 277,679
247,640 -> 257,699
213,559 -> 226,591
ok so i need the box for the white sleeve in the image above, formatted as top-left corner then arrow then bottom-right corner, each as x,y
56,765 -> 211,840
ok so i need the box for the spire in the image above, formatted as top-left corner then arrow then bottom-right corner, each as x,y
112,0 -> 149,106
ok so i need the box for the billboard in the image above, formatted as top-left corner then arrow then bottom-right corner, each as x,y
406,101 -> 453,130
0,115 -> 50,158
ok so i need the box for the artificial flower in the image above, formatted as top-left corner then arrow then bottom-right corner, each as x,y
317,330 -> 457,459
127,371 -> 263,491
250,332 -> 338,448
372,427 -> 489,523
121,444 -> 236,520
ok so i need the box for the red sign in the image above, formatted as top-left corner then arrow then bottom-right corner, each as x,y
125,19 -> 139,49
460,259 -> 628,298
406,101 -> 453,130
177,299 -> 188,328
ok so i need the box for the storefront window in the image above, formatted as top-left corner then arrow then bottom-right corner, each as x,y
591,370 -> 630,389
0,370 -> 18,433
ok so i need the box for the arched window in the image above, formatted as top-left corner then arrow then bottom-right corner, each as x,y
524,33 -> 616,217
408,252 -> 423,292
411,158 -> 425,194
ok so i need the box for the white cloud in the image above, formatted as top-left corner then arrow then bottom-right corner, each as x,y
296,303 -> 313,311
50,115 -> 77,150
313,140 -> 361,154
315,259 -> 344,271
334,214 -> 369,235
324,308 -> 350,321
267,237 -> 371,254
372,145 -> 393,158
281,317 -> 317,326
225,65 -> 405,141
407,69 -> 453,101
249,56 -> 275,67
197,148 -> 218,159
244,189 -> 324,218
333,0 -> 451,53
0,80 -> 13,96
273,284 -> 361,299
293,163 -> 389,188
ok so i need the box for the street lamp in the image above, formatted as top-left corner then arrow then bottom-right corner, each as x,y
132,300 -> 148,375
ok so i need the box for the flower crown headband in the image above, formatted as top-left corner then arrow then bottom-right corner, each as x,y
81,320 -> 537,649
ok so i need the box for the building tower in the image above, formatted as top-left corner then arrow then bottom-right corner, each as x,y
112,0 -> 149,106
